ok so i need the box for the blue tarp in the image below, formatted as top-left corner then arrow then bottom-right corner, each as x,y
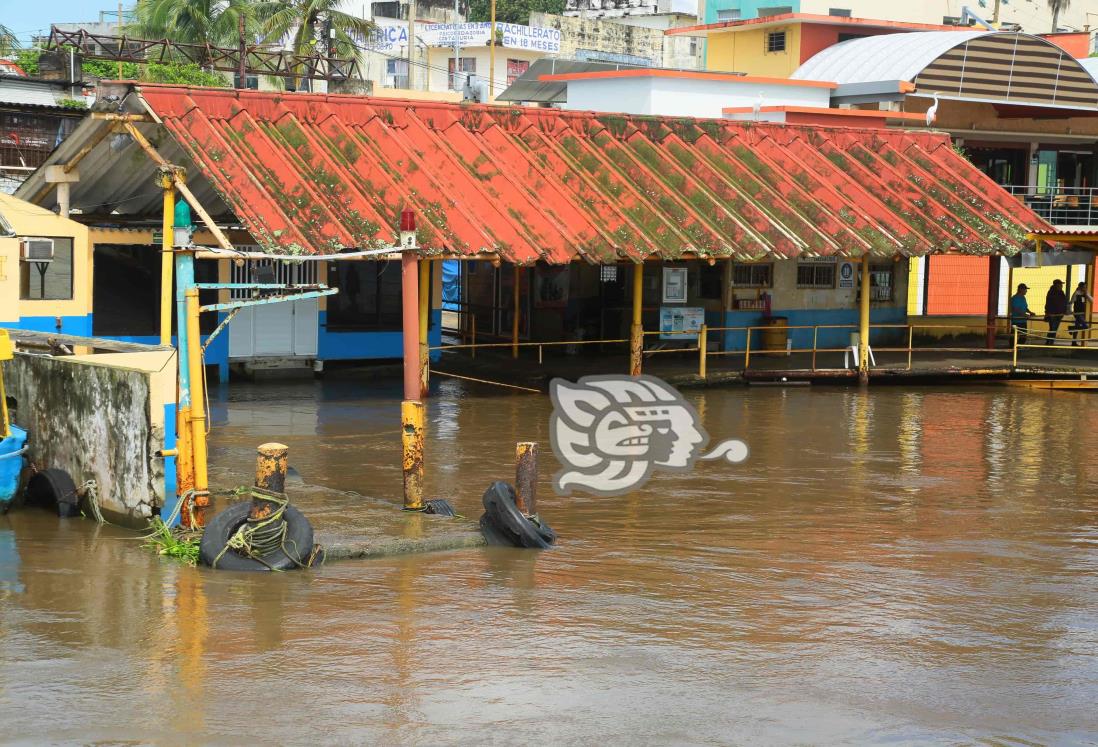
442,260 -> 460,311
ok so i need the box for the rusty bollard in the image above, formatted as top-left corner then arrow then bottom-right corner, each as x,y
251,442 -> 289,520
515,442 -> 538,515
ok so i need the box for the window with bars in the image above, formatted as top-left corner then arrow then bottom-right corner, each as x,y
765,31 -> 787,53
732,263 -> 773,287
796,262 -> 836,288
600,265 -> 619,282
870,264 -> 894,302
448,57 -> 476,91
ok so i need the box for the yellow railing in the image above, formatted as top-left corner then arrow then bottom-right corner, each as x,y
429,316 -> 1094,381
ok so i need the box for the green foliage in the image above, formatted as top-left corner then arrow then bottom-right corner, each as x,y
256,0 -> 375,64
144,62 -> 228,86
13,48 -> 40,75
143,518 -> 201,566
468,0 -> 565,25
81,57 -> 142,80
58,98 -> 89,110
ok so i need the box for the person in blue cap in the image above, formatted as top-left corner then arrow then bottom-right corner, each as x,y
1010,283 -> 1035,345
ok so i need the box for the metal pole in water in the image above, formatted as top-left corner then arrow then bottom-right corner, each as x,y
401,210 -> 424,510
185,287 -> 209,514
419,259 -> 430,398
515,442 -> 537,515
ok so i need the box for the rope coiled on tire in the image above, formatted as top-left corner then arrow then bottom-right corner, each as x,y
212,487 -> 306,571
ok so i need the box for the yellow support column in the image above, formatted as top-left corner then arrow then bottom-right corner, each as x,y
418,259 -> 430,398
858,254 -> 871,385
159,178 -> 175,347
512,265 -> 521,359
630,262 -> 644,376
698,323 -> 707,379
184,288 -> 208,498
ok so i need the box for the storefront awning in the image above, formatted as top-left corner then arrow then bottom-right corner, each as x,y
21,84 -> 1050,263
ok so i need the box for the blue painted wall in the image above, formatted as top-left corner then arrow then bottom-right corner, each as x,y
712,307 -> 907,352
318,309 -> 443,362
160,402 -> 178,526
704,0 -> 801,25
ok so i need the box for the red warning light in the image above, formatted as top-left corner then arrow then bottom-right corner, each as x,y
400,208 -> 416,232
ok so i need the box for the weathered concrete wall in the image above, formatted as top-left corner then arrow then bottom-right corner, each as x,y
3,352 -> 171,526
530,12 -> 700,69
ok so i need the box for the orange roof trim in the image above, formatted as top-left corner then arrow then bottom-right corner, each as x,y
540,69 -> 838,89
722,106 -> 927,121
668,13 -> 971,36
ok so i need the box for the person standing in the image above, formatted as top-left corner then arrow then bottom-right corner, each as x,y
1045,279 -> 1068,345
1070,281 -> 1093,347
1010,283 -> 1035,345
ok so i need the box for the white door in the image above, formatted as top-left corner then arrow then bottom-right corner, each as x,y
228,258 -> 319,359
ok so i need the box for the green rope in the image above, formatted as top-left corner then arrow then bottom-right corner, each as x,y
212,488 -> 306,571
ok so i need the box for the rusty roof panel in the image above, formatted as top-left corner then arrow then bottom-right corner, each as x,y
135,85 -> 1051,262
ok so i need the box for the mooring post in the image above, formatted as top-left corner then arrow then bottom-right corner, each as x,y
184,286 -> 210,522
630,262 -> 644,376
252,443 -> 288,520
514,442 -> 537,515
400,210 -> 425,511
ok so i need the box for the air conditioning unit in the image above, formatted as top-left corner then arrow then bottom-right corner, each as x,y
20,238 -> 55,263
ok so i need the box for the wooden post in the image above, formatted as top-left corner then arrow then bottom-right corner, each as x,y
251,443 -> 288,521
986,255 -> 1000,349
514,442 -> 537,514
512,264 -> 521,359
630,262 -> 643,376
698,323 -> 707,378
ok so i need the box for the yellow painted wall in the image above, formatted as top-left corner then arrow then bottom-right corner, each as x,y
704,25 -> 801,77
0,194 -> 91,324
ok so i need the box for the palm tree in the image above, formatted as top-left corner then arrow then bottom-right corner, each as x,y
131,0 -> 254,48
254,0 -> 373,84
1049,0 -> 1071,33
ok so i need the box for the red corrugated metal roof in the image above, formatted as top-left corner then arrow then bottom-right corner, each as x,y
136,85 -> 1049,264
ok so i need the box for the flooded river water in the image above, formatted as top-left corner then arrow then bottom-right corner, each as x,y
2,379 -> 1097,744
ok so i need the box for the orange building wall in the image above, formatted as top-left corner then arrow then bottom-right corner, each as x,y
1038,32 -> 1091,59
797,25 -> 908,65
926,255 -> 988,315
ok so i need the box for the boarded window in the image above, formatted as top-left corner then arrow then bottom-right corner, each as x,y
796,262 -> 836,288
732,263 -> 772,287
19,237 -> 73,300
765,31 -> 786,53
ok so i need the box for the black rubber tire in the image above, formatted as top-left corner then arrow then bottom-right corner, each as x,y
199,502 -> 314,571
479,481 -> 554,549
25,469 -> 80,518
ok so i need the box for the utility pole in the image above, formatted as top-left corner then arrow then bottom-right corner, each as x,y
453,0 -> 461,91
407,0 -> 416,90
237,13 -> 246,89
489,0 -> 496,100
117,1 -> 123,78
991,0 -> 1001,26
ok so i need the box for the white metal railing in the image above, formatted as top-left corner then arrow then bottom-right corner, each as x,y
1006,185 -> 1098,226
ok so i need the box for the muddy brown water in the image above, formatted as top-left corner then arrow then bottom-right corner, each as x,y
1,379 -> 1097,745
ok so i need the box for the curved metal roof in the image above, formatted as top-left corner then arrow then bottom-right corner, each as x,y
794,31 -> 1098,110
792,31 -> 990,84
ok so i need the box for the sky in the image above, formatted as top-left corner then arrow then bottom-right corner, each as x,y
1,1 -> 129,46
